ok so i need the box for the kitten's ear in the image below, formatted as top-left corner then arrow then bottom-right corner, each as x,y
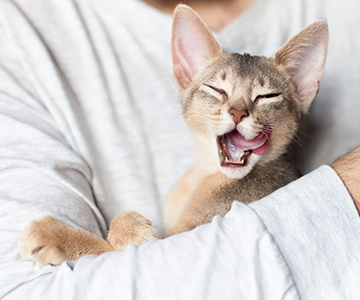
274,21 -> 328,112
172,5 -> 222,89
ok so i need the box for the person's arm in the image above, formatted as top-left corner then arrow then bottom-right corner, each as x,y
331,146 -> 360,214
0,2 -> 108,296
3,165 -> 360,300
248,165 -> 360,300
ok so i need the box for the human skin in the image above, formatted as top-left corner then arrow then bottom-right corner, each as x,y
144,0 -> 360,213
142,0 -> 256,31
331,147 -> 360,214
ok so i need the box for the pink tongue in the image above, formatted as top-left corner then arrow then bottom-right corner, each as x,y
225,129 -> 269,160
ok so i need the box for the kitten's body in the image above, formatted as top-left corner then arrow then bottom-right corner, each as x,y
163,18 -> 328,234
165,155 -> 300,235
18,5 -> 328,267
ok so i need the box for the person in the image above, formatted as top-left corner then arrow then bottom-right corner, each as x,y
0,0 -> 360,299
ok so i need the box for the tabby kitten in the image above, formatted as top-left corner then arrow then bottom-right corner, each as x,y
163,5 -> 328,236
18,5 -> 328,267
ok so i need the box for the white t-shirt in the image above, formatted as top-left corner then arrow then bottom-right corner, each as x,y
0,0 -> 360,299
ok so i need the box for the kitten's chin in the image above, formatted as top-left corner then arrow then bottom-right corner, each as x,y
219,155 -> 260,179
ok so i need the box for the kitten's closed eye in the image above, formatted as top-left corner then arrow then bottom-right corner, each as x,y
203,84 -> 228,101
254,93 -> 281,104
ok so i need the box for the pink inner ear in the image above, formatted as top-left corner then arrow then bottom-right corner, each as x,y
172,5 -> 222,89
292,40 -> 328,101
274,21 -> 328,105
174,34 -> 215,78
172,31 -> 193,82
173,64 -> 192,89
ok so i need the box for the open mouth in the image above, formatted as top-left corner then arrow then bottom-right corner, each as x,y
217,125 -> 271,168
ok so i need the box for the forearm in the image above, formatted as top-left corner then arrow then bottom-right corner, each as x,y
4,166 -> 360,299
331,146 -> 360,214
3,202 -> 296,300
248,165 -> 360,299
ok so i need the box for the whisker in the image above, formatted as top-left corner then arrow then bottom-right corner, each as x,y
268,128 -> 309,153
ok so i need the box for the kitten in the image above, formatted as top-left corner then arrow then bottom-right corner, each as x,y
18,5 -> 328,267
163,5 -> 328,236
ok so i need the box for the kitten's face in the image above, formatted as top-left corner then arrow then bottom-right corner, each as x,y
182,53 -> 301,178
172,5 -> 328,179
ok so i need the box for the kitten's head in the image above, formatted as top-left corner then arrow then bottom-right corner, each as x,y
172,5 -> 328,179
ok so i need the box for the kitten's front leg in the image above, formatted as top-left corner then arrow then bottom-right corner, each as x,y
19,212 -> 158,268
19,215 -> 113,268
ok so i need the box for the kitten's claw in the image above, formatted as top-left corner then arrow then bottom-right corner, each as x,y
107,211 -> 157,250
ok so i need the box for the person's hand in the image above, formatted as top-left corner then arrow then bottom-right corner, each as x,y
331,146 -> 360,214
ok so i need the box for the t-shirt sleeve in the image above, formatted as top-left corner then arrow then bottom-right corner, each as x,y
0,3 -> 108,297
3,166 -> 360,299
248,165 -> 360,299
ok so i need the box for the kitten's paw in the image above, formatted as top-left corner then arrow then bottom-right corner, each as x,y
107,211 -> 157,250
18,215 -> 69,268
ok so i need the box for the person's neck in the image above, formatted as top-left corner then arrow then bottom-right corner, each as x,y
143,0 -> 256,32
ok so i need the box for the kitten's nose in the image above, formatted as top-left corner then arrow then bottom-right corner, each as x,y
229,108 -> 248,124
